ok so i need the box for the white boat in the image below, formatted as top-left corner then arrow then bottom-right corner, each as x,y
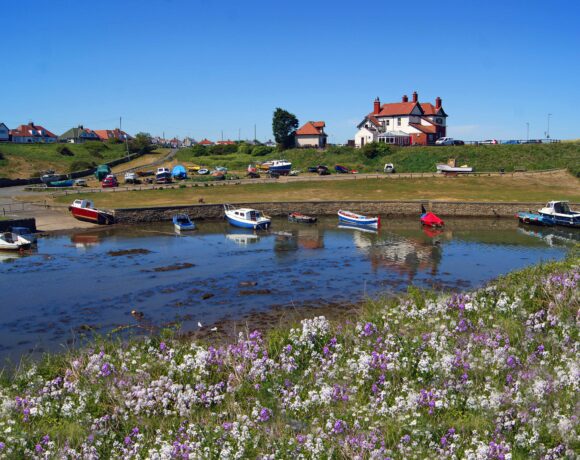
10,226 -> 37,244
0,232 -> 32,251
538,201 -> 580,228
337,210 -> 381,229
173,214 -> 196,232
436,164 -> 473,173
156,167 -> 172,184
40,171 -> 63,184
125,172 -> 138,183
198,168 -> 210,175
262,160 -> 292,175
224,204 -> 271,230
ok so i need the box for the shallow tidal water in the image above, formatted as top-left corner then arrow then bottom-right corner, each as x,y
0,217 -> 576,364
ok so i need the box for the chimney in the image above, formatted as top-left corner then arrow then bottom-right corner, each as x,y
373,97 -> 380,114
412,91 -> 418,103
435,97 -> 442,109
28,121 -> 34,127
402,94 -> 408,103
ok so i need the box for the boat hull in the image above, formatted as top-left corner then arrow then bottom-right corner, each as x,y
538,213 -> 580,228
517,212 -> 555,226
337,210 -> 380,229
288,213 -> 317,224
69,207 -> 114,225
226,215 -> 271,230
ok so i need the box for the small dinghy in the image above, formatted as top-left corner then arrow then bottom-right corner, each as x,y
337,210 -> 380,228
173,214 -> 196,232
516,211 -> 555,226
0,232 -> 32,251
420,205 -> 444,227
288,212 -> 317,224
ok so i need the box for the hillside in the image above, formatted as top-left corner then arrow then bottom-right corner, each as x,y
0,142 -> 134,179
177,142 -> 580,176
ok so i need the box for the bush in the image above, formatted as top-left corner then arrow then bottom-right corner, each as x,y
252,146 -> 274,157
108,137 -> 122,145
56,145 -> 74,156
209,144 -> 238,155
190,145 -> 207,157
237,142 -> 253,156
326,145 -> 355,155
0,150 -> 4,160
69,160 -> 95,173
361,142 -> 391,159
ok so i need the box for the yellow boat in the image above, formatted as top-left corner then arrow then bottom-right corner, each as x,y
188,164 -> 202,172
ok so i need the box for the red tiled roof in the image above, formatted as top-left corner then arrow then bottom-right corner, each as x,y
93,129 -> 131,141
296,121 -> 326,136
216,140 -> 236,145
409,123 -> 437,134
10,123 -> 56,138
376,102 -> 421,117
198,138 -> 214,145
367,115 -> 381,126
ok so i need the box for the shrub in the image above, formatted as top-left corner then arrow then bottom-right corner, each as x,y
108,137 -> 122,145
209,144 -> 238,155
190,144 -> 207,157
326,145 -> 355,155
0,149 -> 4,160
252,146 -> 274,157
69,160 -> 95,173
361,142 -> 391,159
237,142 -> 253,156
56,145 -> 74,156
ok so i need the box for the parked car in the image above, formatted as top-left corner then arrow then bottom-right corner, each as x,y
102,174 -> 118,188
74,179 -> 88,187
502,140 -> 520,145
384,163 -> 396,173
317,165 -> 330,175
435,137 -> 454,146
453,140 -> 465,146
479,139 -> 498,145
124,172 -> 140,184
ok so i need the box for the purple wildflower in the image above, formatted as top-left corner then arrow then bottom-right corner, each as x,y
159,342 -> 167,351
222,422 -> 233,431
35,444 -> 43,453
333,419 -> 346,434
0,442 -> 5,451
258,408 -> 271,422
363,322 -> 376,336
296,434 -> 306,444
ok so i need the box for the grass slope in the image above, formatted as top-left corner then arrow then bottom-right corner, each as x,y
177,143 -> 580,176
54,172 -> 580,208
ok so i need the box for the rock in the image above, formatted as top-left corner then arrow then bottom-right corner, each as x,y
239,281 -> 258,287
202,293 -> 214,300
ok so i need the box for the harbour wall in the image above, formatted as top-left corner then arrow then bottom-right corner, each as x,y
0,217 -> 36,232
111,201 -> 570,224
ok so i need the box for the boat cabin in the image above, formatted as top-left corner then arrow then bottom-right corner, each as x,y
232,208 -> 262,221
540,201 -> 578,216
72,199 -> 95,209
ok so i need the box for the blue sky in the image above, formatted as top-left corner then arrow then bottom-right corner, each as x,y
1,0 -> 579,143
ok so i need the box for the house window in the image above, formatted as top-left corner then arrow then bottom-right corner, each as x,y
386,120 -> 390,126
436,118 -> 443,124
397,118 -> 401,126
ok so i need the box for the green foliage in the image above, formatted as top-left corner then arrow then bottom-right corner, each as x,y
208,143 -> 238,155
237,142 -> 253,156
252,145 -> 274,157
56,145 -> 74,156
107,137 -> 122,145
361,142 -> 391,159
69,160 -> 95,173
190,144 -> 208,157
272,107 -> 299,149
84,141 -> 108,158
129,132 -> 154,154
0,149 -> 4,160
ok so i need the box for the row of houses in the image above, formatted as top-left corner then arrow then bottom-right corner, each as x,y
0,122 -> 133,144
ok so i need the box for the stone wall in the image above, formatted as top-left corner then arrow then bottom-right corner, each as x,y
0,217 -> 36,232
112,201 -> 576,224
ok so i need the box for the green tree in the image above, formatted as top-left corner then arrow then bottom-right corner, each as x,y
361,142 -> 391,159
252,146 -> 274,156
272,108 -> 298,149
190,144 -> 207,157
129,132 -> 154,154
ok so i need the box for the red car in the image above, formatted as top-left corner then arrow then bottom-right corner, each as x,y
102,174 -> 118,188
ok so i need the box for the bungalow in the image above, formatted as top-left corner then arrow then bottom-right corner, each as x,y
354,92 -> 447,147
10,122 -> 57,143
59,125 -> 100,143
295,121 -> 327,148
0,123 -> 9,142
198,138 -> 214,146
93,128 -> 133,142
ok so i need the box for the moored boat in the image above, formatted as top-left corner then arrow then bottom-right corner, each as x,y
420,205 -> 444,227
337,210 -> 380,228
288,212 -> 317,224
69,199 -> 115,225
263,160 -> 292,175
40,171 -> 64,184
335,165 -> 349,174
10,226 -> 37,244
0,232 -> 32,251
436,164 -> 473,173
156,167 -> 172,184
516,211 -> 555,226
224,204 -> 271,230
173,214 -> 196,232
198,168 -> 210,175
47,179 -> 74,187
538,201 -> 580,228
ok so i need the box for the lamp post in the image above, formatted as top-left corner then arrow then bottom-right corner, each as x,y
526,122 -> 529,142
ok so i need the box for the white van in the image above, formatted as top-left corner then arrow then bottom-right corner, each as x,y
435,137 -> 454,146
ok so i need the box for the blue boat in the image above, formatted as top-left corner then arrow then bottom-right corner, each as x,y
173,214 -> 196,232
224,204 -> 271,230
47,179 -> 75,187
538,201 -> 580,228
264,160 -> 292,175
171,165 -> 188,180
516,212 -> 555,226
337,210 -> 380,229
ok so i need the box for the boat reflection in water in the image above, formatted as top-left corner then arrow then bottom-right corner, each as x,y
70,232 -> 102,249
225,230 -> 261,246
296,226 -> 324,250
517,225 -> 580,247
273,231 -> 298,254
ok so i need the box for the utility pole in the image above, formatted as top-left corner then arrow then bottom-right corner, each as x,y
547,113 -> 552,139
526,122 -> 529,142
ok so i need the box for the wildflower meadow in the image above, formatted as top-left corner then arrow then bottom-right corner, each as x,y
0,255 -> 578,459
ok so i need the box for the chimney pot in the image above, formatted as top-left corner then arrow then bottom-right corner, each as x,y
373,97 -> 380,114
402,94 -> 408,102
435,97 -> 442,109
412,91 -> 418,103
28,122 -> 34,127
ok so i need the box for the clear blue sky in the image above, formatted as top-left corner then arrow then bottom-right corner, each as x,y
1,0 -> 579,143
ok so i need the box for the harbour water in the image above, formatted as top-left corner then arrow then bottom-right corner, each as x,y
0,217 -> 576,364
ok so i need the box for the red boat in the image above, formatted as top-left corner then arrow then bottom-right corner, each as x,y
69,199 -> 114,225
420,205 -> 444,227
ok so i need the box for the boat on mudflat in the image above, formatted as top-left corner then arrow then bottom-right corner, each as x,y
420,205 -> 444,227
47,179 -> 74,187
156,167 -> 172,184
288,212 -> 317,224
436,164 -> 473,173
173,214 -> 196,232
537,201 -> 580,228
262,160 -> 292,175
516,211 -> 555,226
224,204 -> 271,230
69,199 -> 115,225
337,210 -> 380,229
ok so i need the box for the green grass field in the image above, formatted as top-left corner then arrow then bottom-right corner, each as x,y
176,142 -> 580,176
54,172 -> 580,208
0,142 -> 143,179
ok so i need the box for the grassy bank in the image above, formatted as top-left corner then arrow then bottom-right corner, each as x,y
54,172 -> 580,208
0,144 -> 166,179
0,254 -> 577,458
176,142 -> 580,176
